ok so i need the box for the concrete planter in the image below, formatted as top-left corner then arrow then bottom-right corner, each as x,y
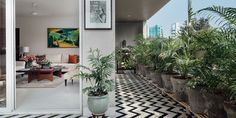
161,73 -> 178,93
224,101 -> 236,118
203,92 -> 227,118
171,76 -> 189,102
150,71 -> 163,88
187,88 -> 206,114
88,94 -> 109,115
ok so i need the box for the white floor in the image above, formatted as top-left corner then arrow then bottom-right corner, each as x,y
16,79 -> 80,113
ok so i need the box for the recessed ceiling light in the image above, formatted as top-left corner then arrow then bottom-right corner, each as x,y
32,12 -> 38,16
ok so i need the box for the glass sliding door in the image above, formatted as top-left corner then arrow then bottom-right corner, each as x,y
0,0 -> 6,108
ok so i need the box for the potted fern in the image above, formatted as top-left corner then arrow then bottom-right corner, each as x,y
75,49 -> 114,116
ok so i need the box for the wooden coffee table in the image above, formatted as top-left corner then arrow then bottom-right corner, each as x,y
28,68 -> 54,83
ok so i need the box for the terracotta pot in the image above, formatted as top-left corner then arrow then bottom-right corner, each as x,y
203,91 -> 227,118
171,76 -> 189,102
224,101 -> 236,118
161,73 -> 178,93
187,88 -> 206,114
150,71 -> 163,88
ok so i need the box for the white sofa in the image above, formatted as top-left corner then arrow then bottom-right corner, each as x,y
45,54 -> 79,86
45,54 -> 78,72
16,61 -> 25,71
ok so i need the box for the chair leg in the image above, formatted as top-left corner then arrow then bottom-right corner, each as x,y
71,79 -> 73,85
65,79 -> 67,86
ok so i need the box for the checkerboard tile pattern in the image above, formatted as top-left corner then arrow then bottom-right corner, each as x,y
115,73 -> 196,118
0,73 -> 196,118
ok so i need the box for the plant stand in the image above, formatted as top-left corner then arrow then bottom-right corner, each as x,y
91,114 -> 107,118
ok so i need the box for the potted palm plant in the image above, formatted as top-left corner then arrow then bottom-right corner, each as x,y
75,49 -> 114,116
147,38 -> 164,87
159,39 -> 180,93
171,48 -> 198,102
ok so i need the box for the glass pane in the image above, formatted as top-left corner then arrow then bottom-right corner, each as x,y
0,0 -> 6,108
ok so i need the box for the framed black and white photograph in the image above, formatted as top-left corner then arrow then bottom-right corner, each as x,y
84,0 -> 112,30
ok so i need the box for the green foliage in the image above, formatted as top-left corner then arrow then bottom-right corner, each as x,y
159,39 -> 181,73
198,6 -> 236,27
74,49 -> 114,96
147,38 -> 165,71
132,34 -> 151,65
116,47 -> 135,69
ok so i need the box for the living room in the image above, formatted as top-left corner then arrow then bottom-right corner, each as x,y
14,0 -> 81,113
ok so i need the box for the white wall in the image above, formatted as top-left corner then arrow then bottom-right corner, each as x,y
80,0 -> 115,117
116,21 -> 143,48
16,16 -> 80,55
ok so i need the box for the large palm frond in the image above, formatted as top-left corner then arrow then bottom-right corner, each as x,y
198,6 -> 236,27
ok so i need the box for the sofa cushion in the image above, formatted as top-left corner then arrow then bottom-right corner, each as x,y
46,54 -> 62,63
61,54 -> 69,63
51,63 -> 77,72
69,55 -> 78,63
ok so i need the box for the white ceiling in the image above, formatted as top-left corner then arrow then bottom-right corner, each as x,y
16,0 -> 79,17
15,0 -> 169,21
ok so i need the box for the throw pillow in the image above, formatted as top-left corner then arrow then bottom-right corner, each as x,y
69,55 -> 78,63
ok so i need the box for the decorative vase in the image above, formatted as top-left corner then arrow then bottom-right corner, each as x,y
25,61 -> 33,68
171,76 -> 189,102
224,101 -> 236,118
88,94 -> 109,115
187,88 -> 206,114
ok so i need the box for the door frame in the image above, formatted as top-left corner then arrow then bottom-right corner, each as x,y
1,0 -> 83,114
0,0 -> 15,113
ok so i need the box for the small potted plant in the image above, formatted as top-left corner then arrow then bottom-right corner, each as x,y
74,49 -> 114,116
40,59 -> 51,69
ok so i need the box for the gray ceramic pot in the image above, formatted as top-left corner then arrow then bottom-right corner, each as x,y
161,73 -> 177,93
203,92 -> 227,118
187,88 -> 206,114
150,71 -> 163,88
224,101 -> 236,118
171,76 -> 188,102
88,94 -> 109,115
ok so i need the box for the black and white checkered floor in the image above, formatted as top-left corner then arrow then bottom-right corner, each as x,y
0,73 -> 196,118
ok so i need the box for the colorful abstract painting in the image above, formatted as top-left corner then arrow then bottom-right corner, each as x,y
48,28 -> 79,48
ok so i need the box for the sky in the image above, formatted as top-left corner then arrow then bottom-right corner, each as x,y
147,0 -> 236,37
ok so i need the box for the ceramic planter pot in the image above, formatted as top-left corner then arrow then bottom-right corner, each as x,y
203,92 -> 227,118
150,71 -> 163,88
88,94 -> 109,115
224,101 -> 236,118
187,88 -> 206,114
171,76 -> 189,102
161,73 -> 178,93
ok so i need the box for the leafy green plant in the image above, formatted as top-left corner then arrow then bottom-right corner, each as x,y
147,38 -> 164,71
75,49 -> 114,96
132,35 -> 151,65
159,39 -> 181,73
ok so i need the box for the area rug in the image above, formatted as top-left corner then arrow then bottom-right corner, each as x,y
16,75 -> 64,88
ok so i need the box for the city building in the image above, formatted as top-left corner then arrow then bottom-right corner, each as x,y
171,22 -> 183,38
148,25 -> 163,38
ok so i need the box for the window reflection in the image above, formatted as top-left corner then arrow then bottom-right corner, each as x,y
0,0 -> 6,107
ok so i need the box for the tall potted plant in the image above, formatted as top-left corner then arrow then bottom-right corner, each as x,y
133,35 -> 151,77
148,38 -> 164,87
75,49 -> 114,116
159,39 -> 180,92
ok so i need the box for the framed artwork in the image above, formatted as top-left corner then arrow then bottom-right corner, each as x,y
84,0 -> 112,30
47,28 -> 79,48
